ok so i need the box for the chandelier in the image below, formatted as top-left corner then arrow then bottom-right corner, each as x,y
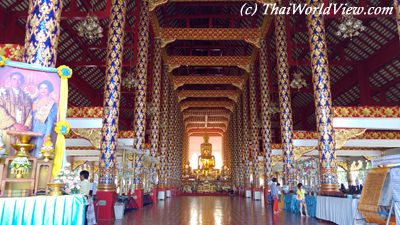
146,102 -> 157,117
335,14 -> 366,39
122,75 -> 139,89
290,71 -> 307,90
77,1 -> 103,40
269,103 -> 280,115
122,65 -> 139,89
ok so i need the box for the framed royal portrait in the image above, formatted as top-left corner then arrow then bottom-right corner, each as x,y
0,61 -> 61,158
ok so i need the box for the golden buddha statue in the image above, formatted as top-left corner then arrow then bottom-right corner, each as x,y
198,135 -> 216,171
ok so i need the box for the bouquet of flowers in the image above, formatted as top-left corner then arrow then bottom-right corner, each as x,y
10,156 -> 31,178
54,163 -> 81,194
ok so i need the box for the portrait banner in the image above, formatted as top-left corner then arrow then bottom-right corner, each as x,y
0,56 -> 71,177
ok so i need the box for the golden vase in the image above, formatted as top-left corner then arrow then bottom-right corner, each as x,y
48,183 -> 64,196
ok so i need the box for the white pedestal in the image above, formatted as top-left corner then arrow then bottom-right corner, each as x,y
253,191 -> 261,201
158,191 -> 165,200
245,190 -> 251,198
166,190 -> 171,198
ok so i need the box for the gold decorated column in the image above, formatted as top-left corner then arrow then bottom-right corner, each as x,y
249,65 -> 260,188
133,0 -> 150,189
160,65 -> 170,187
275,13 -> 294,184
307,0 -> 338,193
395,0 -> 400,41
242,83 -> 251,188
98,0 -> 127,192
260,39 -> 273,186
150,38 -> 162,159
237,96 -> 245,188
23,0 -> 62,67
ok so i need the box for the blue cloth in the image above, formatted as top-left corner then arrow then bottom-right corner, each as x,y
31,100 -> 57,157
283,194 -> 317,217
0,195 -> 85,225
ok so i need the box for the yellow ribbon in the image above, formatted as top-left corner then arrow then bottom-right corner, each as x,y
52,66 -> 72,177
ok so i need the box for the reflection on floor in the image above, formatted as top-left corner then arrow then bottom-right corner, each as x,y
98,196 -> 334,225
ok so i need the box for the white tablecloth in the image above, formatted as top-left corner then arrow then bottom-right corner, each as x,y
316,196 -> 364,225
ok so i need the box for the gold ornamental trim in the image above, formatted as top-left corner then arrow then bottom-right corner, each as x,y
334,106 -> 400,118
148,0 -> 168,11
177,90 -> 239,102
167,56 -> 251,67
72,128 -> 102,149
180,100 -> 235,111
184,116 -> 229,123
161,28 -> 260,41
183,109 -> 231,119
335,129 -> 366,149
173,76 -> 244,90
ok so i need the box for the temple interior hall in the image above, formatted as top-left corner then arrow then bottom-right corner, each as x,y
0,0 -> 399,225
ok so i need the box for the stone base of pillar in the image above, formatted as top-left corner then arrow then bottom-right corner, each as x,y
245,188 -> 252,198
150,188 -> 158,203
166,188 -> 172,198
240,187 -> 245,197
96,191 -> 118,221
171,186 -> 176,197
133,189 -> 144,208
264,187 -> 269,203
252,188 -> 262,201
157,188 -> 166,200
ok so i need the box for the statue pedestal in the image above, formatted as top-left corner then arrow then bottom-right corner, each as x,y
166,189 -> 171,198
252,188 -> 262,201
245,189 -> 252,198
157,187 -> 166,200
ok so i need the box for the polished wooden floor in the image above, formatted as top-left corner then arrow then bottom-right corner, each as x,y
99,196 -> 334,225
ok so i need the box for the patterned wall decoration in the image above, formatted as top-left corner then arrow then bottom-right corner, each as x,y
260,39 -> 273,185
98,0 -> 127,189
0,44 -> 24,61
307,0 -> 337,192
150,38 -> 162,158
177,90 -> 240,102
161,28 -> 260,41
334,106 -> 400,118
275,13 -> 294,182
133,0 -> 150,189
23,0 -> 62,67
180,100 -> 235,111
167,56 -> 251,67
173,76 -> 245,90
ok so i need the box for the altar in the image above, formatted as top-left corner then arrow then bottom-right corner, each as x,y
0,195 -> 86,225
181,135 -> 232,194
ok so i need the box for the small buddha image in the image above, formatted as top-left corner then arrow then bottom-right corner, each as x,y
183,162 -> 192,178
